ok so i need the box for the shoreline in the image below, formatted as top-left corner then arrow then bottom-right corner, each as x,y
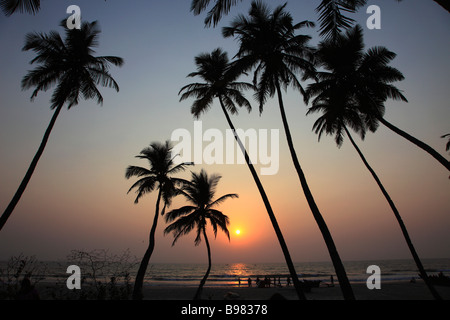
29,279 -> 450,300
141,281 -> 450,300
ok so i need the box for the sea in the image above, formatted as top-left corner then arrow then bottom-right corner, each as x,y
2,258 -> 449,288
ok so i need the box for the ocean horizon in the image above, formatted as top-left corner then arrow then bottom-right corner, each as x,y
2,257 -> 449,288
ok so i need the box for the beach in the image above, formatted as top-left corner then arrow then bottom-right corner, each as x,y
139,281 -> 450,300
31,280 -> 450,300
4,258 -> 448,300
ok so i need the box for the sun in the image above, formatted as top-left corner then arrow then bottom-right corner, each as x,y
235,229 -> 241,235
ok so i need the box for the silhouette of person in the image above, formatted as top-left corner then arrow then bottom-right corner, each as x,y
16,277 -> 39,300
265,276 -> 271,288
247,277 -> 252,287
286,276 -> 291,286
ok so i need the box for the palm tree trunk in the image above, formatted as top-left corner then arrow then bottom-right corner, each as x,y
344,125 -> 442,300
434,0 -> 450,13
274,81 -> 355,300
0,104 -> 63,231
378,117 -> 450,171
218,96 -> 307,300
194,227 -> 211,300
132,188 -> 162,300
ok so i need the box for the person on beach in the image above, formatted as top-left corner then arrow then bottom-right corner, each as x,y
265,276 -> 270,288
247,277 -> 252,287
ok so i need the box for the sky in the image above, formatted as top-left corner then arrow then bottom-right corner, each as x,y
0,0 -> 449,265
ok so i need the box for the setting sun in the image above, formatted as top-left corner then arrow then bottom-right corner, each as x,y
235,229 -> 241,235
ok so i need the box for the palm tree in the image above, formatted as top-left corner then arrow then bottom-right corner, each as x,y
0,20 -> 123,231
125,141 -> 192,300
190,0 -> 448,28
321,24 -> 450,172
164,169 -> 236,300
305,25 -> 442,300
0,0 -> 112,16
179,48 -> 308,299
222,1 -> 355,300
374,119 -> 449,171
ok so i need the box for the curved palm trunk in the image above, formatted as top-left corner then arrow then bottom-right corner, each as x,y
434,0 -> 450,13
0,104 -> 63,231
344,126 -> 442,300
274,82 -> 355,300
194,227 -> 211,300
132,188 -> 162,300
219,96 -> 307,300
378,117 -> 450,171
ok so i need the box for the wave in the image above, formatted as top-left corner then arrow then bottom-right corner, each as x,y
3,258 -> 449,287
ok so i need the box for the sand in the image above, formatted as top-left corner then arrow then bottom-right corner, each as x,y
25,279 -> 450,300
140,281 -> 450,300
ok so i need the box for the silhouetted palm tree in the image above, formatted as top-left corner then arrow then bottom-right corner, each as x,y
222,1 -> 355,300
316,24 -> 449,172
305,25 -> 442,300
179,48 -> 307,300
0,0 -> 112,16
190,0 -> 448,28
0,20 -> 123,231
164,169 -> 236,300
126,141 -> 192,300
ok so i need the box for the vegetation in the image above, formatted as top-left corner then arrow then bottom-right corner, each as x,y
126,141 -> 192,300
164,169 -> 236,300
179,48 -> 307,299
0,0 -> 447,301
0,250 -> 137,300
222,1 -> 354,300
0,20 -> 123,231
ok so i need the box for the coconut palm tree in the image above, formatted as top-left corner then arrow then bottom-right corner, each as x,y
191,0 -> 366,29
0,20 -> 123,231
305,25 -> 442,300
125,141 -> 192,300
222,0 -> 355,300
190,0 -> 448,28
316,24 -> 449,172
179,48 -> 308,300
164,169 -> 236,300
0,0 -> 112,16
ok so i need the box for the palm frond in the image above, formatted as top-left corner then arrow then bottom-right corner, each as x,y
1,0 -> 40,16
165,206 -> 197,222
207,193 -> 238,209
191,0 -> 244,27
125,165 -> 152,179
164,211 -> 200,246
441,134 -> 450,152
316,0 -> 367,40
